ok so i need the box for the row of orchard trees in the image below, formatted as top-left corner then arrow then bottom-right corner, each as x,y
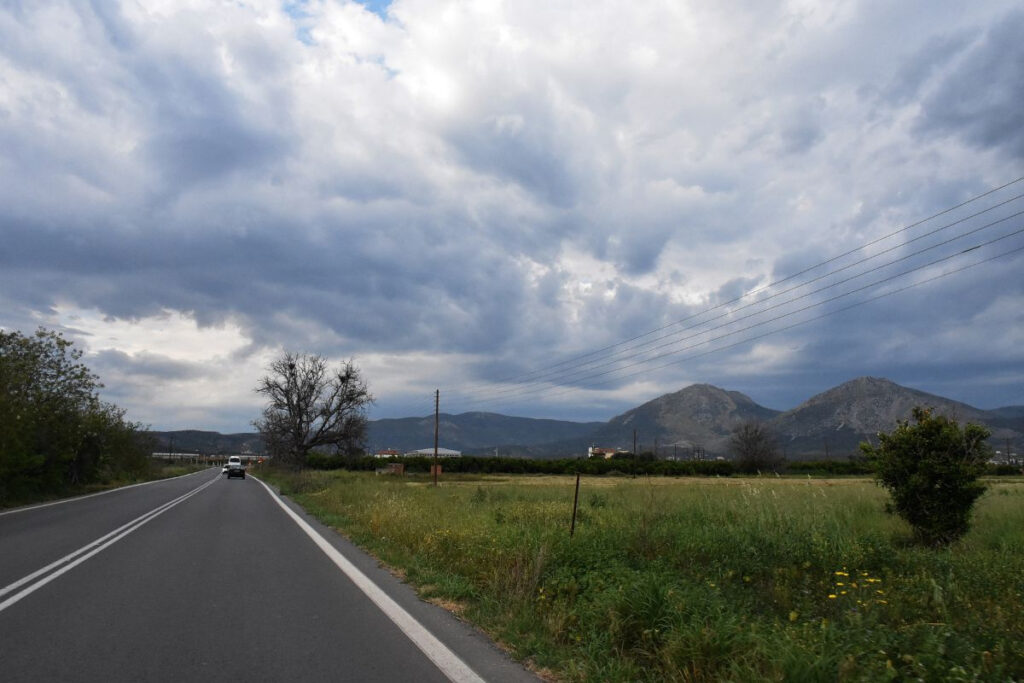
0,328 -> 153,506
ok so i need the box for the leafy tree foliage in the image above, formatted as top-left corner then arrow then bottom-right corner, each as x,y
254,353 -> 372,468
0,328 -> 152,505
730,420 -> 784,473
861,407 -> 992,546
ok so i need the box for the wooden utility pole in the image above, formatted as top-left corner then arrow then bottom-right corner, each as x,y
433,389 -> 440,486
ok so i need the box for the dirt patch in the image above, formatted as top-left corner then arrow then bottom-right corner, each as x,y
426,596 -> 468,617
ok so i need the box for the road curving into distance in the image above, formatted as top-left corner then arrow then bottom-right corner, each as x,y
0,469 -> 538,683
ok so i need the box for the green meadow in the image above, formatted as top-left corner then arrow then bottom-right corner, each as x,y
267,471 -> 1024,681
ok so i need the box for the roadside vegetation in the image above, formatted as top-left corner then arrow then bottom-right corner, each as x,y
263,469 -> 1024,681
0,328 -> 156,508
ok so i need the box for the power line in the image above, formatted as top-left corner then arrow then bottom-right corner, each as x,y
536,240 -> 1024,400
464,202 -> 1024,401
466,226 -> 1024,408
459,176 -> 1024,396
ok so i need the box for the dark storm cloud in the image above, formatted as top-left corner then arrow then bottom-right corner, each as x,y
91,349 -> 204,382
711,276 -> 763,306
144,114 -> 286,189
0,196 -> 529,359
445,113 -> 583,209
879,31 -> 973,107
915,9 -> 1024,160
1,1 -> 1022,429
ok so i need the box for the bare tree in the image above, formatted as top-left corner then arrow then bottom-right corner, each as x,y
254,353 -> 373,468
731,420 -> 784,473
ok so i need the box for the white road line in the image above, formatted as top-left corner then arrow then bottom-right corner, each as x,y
0,468 -> 213,517
0,476 -> 220,613
255,477 -> 486,683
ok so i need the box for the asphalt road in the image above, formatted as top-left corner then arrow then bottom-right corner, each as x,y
0,470 -> 539,682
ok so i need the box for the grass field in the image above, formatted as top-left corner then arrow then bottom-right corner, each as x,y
266,470 -> 1024,681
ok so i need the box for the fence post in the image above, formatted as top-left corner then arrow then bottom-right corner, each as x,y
570,472 -> 581,538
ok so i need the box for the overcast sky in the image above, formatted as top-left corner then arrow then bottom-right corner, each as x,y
2,0 -> 1022,432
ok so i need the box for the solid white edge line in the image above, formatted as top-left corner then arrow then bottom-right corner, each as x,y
0,476 -> 220,612
0,467 -> 214,517
254,477 -> 486,683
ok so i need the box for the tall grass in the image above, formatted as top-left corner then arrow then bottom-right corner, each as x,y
268,471 -> 1024,681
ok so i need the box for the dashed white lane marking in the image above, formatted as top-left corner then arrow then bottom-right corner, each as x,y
255,477 -> 486,683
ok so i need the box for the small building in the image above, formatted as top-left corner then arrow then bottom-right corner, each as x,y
404,447 -> 462,457
587,446 -> 628,459
151,451 -> 203,462
374,449 -> 403,458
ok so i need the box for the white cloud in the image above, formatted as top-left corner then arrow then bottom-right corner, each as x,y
1,0 -> 1022,429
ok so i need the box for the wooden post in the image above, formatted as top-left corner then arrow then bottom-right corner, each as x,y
570,473 -> 581,538
433,389 -> 440,487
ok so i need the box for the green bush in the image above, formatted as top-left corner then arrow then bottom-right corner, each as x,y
1,327 -> 152,506
861,407 -> 992,546
786,458 -> 873,476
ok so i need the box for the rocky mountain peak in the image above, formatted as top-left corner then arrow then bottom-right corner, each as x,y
596,382 -> 781,449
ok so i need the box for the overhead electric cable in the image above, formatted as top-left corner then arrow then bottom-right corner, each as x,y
531,240 -> 1024,402
466,203 -> 1024,400
463,176 -> 1024,394
468,225 -> 1024,407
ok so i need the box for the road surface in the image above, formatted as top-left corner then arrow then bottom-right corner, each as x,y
0,469 -> 538,682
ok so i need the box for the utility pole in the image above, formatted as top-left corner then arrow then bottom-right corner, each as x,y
433,389 -> 440,487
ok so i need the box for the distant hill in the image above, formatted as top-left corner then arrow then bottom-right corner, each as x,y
990,406 -> 1024,419
986,406 -> 1024,436
366,412 -> 603,454
767,377 -> 1020,458
586,384 -> 782,456
149,430 -> 263,455
149,377 -> 1021,460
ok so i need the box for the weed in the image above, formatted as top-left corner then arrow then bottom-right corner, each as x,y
260,470 -> 1024,681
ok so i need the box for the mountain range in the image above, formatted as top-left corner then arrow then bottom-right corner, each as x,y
149,377 -> 1023,460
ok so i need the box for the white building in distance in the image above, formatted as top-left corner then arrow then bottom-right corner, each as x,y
404,448 -> 462,457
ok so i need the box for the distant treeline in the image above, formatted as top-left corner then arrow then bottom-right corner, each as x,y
304,453 -> 1020,477
308,453 -> 735,476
